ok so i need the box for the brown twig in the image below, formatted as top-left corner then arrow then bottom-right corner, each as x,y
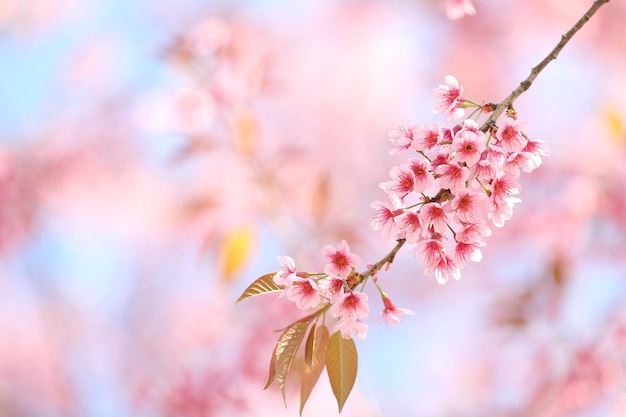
359,239 -> 407,280
479,0 -> 611,132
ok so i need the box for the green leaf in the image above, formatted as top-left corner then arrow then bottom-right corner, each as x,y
326,331 -> 358,413
300,325 -> 330,415
275,319 -> 313,405
233,273 -> 282,305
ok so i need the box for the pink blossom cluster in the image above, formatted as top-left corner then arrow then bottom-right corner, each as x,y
273,240 -> 413,340
273,241 -> 370,340
374,75 -> 550,284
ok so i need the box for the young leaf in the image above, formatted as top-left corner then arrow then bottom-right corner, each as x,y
275,320 -> 312,405
326,331 -> 358,413
263,343 -> 277,390
304,323 -> 317,370
233,272 -> 282,305
300,325 -> 330,415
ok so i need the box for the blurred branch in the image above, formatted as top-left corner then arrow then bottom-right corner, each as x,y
480,0 -> 611,131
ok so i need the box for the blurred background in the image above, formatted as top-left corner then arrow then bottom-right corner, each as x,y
1,0 -> 626,416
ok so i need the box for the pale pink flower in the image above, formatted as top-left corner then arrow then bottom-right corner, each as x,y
379,165 -> 416,200
489,174 -> 521,227
489,197 -> 520,227
370,200 -> 402,239
430,153 -> 450,172
318,277 -> 345,303
374,294 -> 415,325
273,256 -> 297,287
412,122 -> 442,152
432,255 -> 461,284
523,137 -> 550,168
407,158 -> 434,192
452,121 -> 487,166
396,210 -> 423,243
435,162 -> 470,191
420,203 -> 449,235
416,237 -> 445,273
432,75 -> 465,119
445,0 -> 477,20
449,189 -> 487,223
388,124 -> 414,155
330,291 -> 369,323
454,240 -> 484,268
322,240 -> 361,279
470,159 -> 497,182
504,151 -> 538,177
486,144 -> 507,170
335,318 -> 368,340
497,116 -> 528,153
285,278 -> 320,310
456,221 -> 491,244
491,174 -> 521,205
523,137 -> 550,156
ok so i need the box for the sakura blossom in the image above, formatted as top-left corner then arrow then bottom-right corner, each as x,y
330,291 -> 370,324
374,294 -> 415,325
387,124 -> 414,155
335,318 -> 369,341
285,278 -> 321,310
272,255 -> 297,287
432,75 -> 465,119
322,240 -> 362,279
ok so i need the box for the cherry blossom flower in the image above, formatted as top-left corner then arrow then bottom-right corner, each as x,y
430,153 -> 450,172
449,189 -> 487,223
431,255 -> 461,284
456,221 -> 491,244
491,174 -> 522,205
445,0 -> 477,20
388,124 -> 414,155
412,122 -> 443,153
374,294 -> 415,325
435,162 -> 470,190
504,151 -> 538,177
370,200 -> 402,239
380,164 -> 416,200
452,121 -> 487,166
432,75 -> 465,119
285,278 -> 320,310
322,240 -> 361,279
396,210 -> 423,243
273,256 -> 297,287
497,116 -> 528,152
421,203 -> 449,235
416,237 -> 445,272
407,158 -> 434,192
454,240 -> 484,268
335,318 -> 368,340
490,197 -> 520,227
318,277 -> 345,303
523,137 -> 551,168
330,291 -> 369,324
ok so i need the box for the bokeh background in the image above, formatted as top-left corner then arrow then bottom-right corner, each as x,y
1,0 -> 626,416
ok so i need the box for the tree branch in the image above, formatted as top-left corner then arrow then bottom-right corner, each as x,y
359,239 -> 407,281
479,0 -> 611,132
